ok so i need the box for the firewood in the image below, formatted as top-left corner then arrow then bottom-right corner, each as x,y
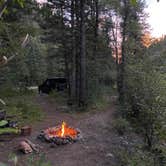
20,126 -> 31,136
18,139 -> 42,154
24,139 -> 42,153
19,141 -> 33,154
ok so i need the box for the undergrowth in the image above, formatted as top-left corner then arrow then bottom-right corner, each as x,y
114,144 -> 166,166
0,86 -> 43,126
87,85 -> 116,111
49,85 -> 116,112
0,153 -> 52,166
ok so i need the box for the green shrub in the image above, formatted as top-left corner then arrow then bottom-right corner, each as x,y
0,89 -> 43,125
124,56 -> 166,148
0,162 -> 7,166
115,147 -> 155,166
86,85 -> 116,112
0,85 -> 19,98
6,153 -> 52,166
112,117 -> 130,135
27,154 -> 52,166
49,91 -> 67,105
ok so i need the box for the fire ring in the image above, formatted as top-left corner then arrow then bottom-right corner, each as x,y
37,122 -> 82,145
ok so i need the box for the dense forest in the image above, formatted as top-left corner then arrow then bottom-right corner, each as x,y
0,0 -> 165,165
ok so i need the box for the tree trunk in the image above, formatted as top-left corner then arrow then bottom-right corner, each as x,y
93,0 -> 99,58
79,0 -> 86,107
92,0 -> 99,88
117,0 -> 128,105
60,1 -> 70,96
69,0 -> 76,105
75,0 -> 80,105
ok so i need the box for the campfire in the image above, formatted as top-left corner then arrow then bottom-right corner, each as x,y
38,122 -> 81,145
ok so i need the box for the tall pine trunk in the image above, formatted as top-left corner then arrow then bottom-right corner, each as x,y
79,0 -> 86,107
93,0 -> 99,57
92,0 -> 99,88
75,0 -> 80,105
69,0 -> 76,104
117,0 -> 128,105
60,1 -> 70,96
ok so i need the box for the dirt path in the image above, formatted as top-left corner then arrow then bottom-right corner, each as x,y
0,95 -> 117,166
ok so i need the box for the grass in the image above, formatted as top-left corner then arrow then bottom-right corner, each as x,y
49,90 -> 68,105
112,117 -> 130,135
0,86 -> 43,126
87,85 -> 117,112
0,153 -> 52,166
115,147 -> 155,166
48,85 -> 117,113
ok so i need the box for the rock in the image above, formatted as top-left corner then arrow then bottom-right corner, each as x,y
106,153 -> 114,158
123,140 -> 129,145
84,146 -> 89,149
37,128 -> 82,146
44,134 -> 52,142
50,143 -> 58,148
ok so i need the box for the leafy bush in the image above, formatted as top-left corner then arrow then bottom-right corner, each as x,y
1,153 -> 52,166
112,117 -> 130,135
5,96 -> 43,125
115,147 -> 156,166
27,154 -> 52,166
124,56 -> 166,148
0,84 -> 35,98
0,162 -> 7,166
0,87 -> 43,125
0,85 -> 19,98
49,90 -> 68,106
152,145 -> 166,166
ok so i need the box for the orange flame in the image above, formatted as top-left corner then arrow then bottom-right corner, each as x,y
45,122 -> 78,139
61,122 -> 66,137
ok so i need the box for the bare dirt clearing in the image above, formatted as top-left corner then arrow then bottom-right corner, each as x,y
0,95 -> 118,166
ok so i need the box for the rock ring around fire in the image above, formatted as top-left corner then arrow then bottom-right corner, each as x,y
37,128 -> 82,146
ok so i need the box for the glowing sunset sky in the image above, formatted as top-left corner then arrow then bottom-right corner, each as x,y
146,0 -> 166,37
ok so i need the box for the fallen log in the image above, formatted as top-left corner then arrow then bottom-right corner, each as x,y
24,139 -> 41,153
18,139 -> 42,154
19,141 -> 33,154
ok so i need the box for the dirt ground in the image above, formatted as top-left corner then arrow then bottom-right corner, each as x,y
0,95 -> 118,166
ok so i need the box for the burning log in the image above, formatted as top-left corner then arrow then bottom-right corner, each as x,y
38,122 -> 82,145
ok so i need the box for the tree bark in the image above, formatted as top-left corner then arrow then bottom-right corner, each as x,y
69,0 -> 76,104
93,0 -> 99,58
92,0 -> 99,88
60,0 -> 70,96
75,0 -> 80,105
79,0 -> 86,107
117,0 -> 128,105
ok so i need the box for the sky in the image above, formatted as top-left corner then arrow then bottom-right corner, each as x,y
146,0 -> 166,37
36,0 -> 47,3
36,0 -> 166,38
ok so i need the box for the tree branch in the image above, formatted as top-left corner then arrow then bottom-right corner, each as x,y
0,0 -> 11,18
0,33 -> 29,67
0,98 -> 6,106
